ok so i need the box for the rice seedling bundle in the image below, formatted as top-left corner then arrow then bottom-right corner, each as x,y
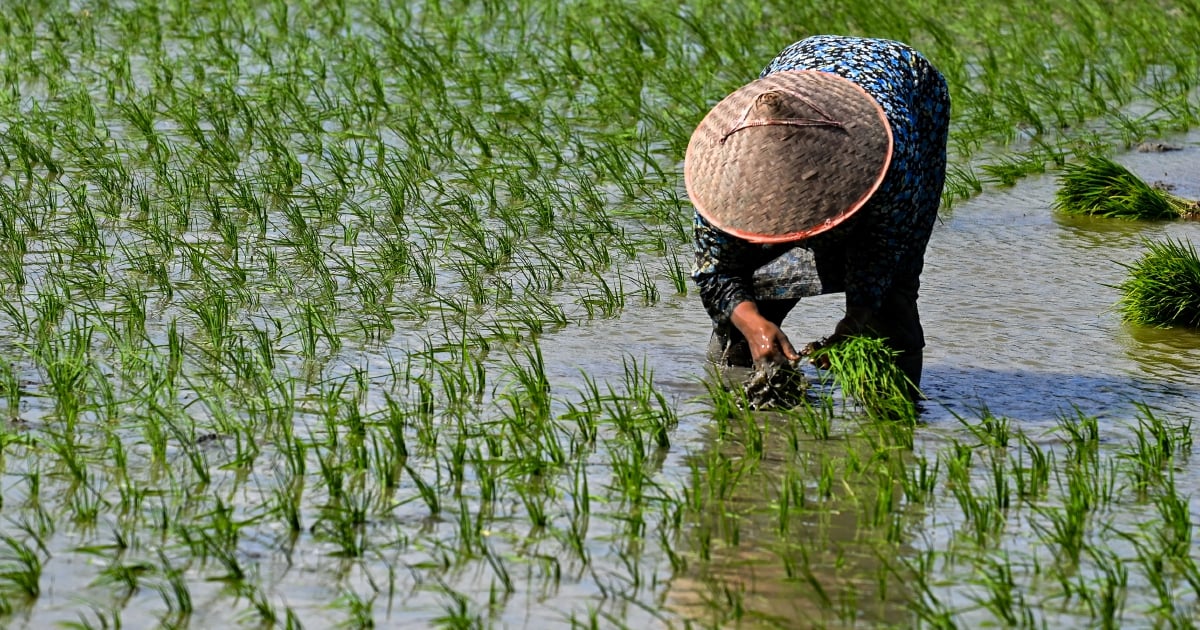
1117,238 -> 1200,328
1053,154 -> 1199,220
812,336 -> 917,419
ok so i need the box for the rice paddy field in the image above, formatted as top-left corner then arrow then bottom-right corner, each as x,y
2,0 -> 1200,627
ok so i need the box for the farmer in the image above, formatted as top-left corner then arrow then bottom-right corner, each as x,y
686,35 -> 950,396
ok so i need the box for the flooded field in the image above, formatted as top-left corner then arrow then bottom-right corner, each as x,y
1,0 -> 1200,627
537,133 -> 1200,627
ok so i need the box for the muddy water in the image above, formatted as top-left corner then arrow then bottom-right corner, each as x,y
532,133 -> 1200,624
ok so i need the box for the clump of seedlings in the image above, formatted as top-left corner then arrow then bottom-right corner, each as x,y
1116,238 -> 1200,327
1053,154 -> 1199,220
811,336 -> 916,419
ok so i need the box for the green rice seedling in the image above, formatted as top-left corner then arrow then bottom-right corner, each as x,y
232,581 -> 281,627
1119,404 -> 1190,492
1081,546 -> 1129,628
1053,154 -> 1198,220
0,359 -> 20,420
0,230 -> 26,289
607,438 -> 652,510
404,463 -> 442,518
1012,430 -> 1052,499
433,580 -> 483,629
321,485 -> 374,559
67,475 -> 109,526
867,466 -> 898,528
483,542 -> 515,596
1056,407 -> 1100,464
966,553 -> 1031,627
1032,477 -> 1091,567
958,406 -> 1011,448
782,391 -> 836,441
44,426 -> 92,487
665,252 -> 689,295
516,480 -> 552,533
1153,479 -> 1190,558
1069,443 -> 1119,509
61,604 -> 126,630
369,428 -> 403,493
501,341 -> 551,418
613,357 -> 676,449
987,449 -> 1012,512
35,325 -> 94,424
816,456 -> 836,501
979,151 -> 1048,187
0,535 -> 44,601
93,553 -> 156,600
901,452 -> 939,505
775,467 -> 805,537
1116,237 -> 1200,328
632,262 -> 660,306
154,551 -> 193,624
579,272 -> 625,320
697,374 -> 749,442
1116,529 -> 1178,620
270,470 -> 304,534
1109,110 -> 1167,149
946,449 -> 1005,545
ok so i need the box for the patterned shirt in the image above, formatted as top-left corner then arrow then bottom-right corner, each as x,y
691,35 -> 951,325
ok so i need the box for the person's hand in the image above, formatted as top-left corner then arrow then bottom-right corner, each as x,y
730,301 -> 800,366
830,306 -> 874,344
804,306 -> 875,369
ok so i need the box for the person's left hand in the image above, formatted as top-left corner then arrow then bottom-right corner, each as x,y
830,306 -> 873,342
804,307 -> 875,368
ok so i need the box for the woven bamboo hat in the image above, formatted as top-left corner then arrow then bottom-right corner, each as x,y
684,70 -> 893,244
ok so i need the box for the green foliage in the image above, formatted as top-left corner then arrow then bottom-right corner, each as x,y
813,336 -> 917,420
2,0 -> 1200,626
1117,238 -> 1200,328
1053,155 -> 1198,220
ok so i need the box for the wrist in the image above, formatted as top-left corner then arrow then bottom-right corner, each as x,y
838,306 -> 874,335
844,305 -> 874,323
730,301 -> 765,336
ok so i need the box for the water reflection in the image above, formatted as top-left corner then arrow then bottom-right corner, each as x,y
1052,211 -> 1169,251
921,363 -> 1200,428
664,407 -> 924,628
1122,323 -> 1200,381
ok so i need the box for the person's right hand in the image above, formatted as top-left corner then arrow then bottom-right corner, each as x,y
730,301 -> 800,365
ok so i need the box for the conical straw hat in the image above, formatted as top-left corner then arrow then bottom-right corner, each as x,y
684,70 -> 893,244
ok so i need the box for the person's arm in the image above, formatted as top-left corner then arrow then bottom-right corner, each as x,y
692,213 -> 757,322
731,300 -> 800,363
692,214 -> 799,363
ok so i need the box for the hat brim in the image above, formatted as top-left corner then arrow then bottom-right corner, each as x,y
684,70 -> 893,244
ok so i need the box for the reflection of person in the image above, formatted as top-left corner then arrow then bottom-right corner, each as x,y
685,35 -> 950,395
